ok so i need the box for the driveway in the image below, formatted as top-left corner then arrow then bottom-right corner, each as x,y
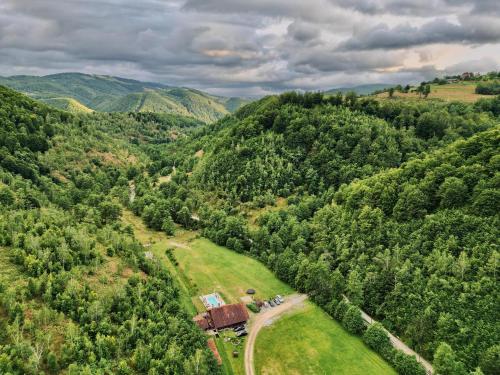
244,294 -> 308,375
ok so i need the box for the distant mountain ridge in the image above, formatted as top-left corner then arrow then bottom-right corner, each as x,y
0,72 -> 251,122
326,83 -> 394,95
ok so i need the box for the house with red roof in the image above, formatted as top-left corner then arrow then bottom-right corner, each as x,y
193,303 -> 249,331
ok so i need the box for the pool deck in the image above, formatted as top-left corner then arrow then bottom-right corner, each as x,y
201,292 -> 226,309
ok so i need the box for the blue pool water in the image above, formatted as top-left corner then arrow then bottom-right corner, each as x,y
206,295 -> 219,307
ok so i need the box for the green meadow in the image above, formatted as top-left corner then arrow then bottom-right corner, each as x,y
255,302 -> 397,375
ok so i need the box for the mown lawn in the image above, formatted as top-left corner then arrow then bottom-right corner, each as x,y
215,331 -> 246,375
173,237 -> 293,305
255,301 -> 397,375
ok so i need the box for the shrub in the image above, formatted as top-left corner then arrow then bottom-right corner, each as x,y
393,352 -> 426,375
363,323 -> 391,352
475,81 -> 500,95
246,302 -> 260,313
165,248 -> 178,266
334,299 -> 350,321
342,305 -> 365,335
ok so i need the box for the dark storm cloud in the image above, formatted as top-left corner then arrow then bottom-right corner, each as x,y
340,18 -> 500,50
290,50 -> 404,72
287,21 -> 321,43
330,0 -> 466,16
444,0 -> 500,15
0,0 -> 498,95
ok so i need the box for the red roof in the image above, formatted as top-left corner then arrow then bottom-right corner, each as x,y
207,338 -> 222,365
193,313 -> 211,330
209,303 -> 249,329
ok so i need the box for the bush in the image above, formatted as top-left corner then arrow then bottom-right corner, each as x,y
393,352 -> 426,375
165,248 -> 178,266
334,299 -> 350,321
475,81 -> 500,95
363,323 -> 391,352
342,305 -> 365,335
246,302 -> 260,313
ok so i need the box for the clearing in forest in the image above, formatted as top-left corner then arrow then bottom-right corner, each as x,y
122,210 -> 396,375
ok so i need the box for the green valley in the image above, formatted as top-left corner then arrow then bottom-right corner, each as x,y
0,73 -> 251,122
1,77 -> 499,375
2,1 -> 499,374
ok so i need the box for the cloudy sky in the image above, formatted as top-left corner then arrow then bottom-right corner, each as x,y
0,0 -> 499,96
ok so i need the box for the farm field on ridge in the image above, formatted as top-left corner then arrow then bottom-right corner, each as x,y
375,81 -> 492,102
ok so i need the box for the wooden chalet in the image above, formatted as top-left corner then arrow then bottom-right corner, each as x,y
193,303 -> 249,331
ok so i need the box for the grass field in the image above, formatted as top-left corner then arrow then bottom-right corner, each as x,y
122,210 -> 395,375
172,237 -> 292,306
255,302 -> 397,375
376,82 -> 492,103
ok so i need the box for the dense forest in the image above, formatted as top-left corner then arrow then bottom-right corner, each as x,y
1,82 -> 499,374
131,92 -> 500,374
0,86 -> 218,374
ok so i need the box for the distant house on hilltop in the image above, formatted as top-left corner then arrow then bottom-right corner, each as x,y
461,72 -> 474,80
193,303 -> 249,331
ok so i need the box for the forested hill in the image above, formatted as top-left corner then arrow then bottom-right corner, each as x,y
0,73 -> 251,122
131,92 -> 500,374
175,92 -> 498,202
0,86 -> 219,374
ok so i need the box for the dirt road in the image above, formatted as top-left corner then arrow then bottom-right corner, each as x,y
244,294 -> 308,375
344,295 -> 434,374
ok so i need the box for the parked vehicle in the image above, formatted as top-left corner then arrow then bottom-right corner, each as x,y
274,298 -> 281,305
268,300 -> 275,307
276,295 -> 284,303
234,325 -> 245,332
236,329 -> 248,337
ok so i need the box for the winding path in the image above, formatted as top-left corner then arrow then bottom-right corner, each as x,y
244,294 -> 308,375
344,295 -> 434,374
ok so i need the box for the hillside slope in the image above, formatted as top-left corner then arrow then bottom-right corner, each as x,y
0,86 -> 218,374
0,73 -> 251,122
130,92 -> 500,374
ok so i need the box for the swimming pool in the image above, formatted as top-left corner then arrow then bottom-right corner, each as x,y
201,292 -> 225,309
